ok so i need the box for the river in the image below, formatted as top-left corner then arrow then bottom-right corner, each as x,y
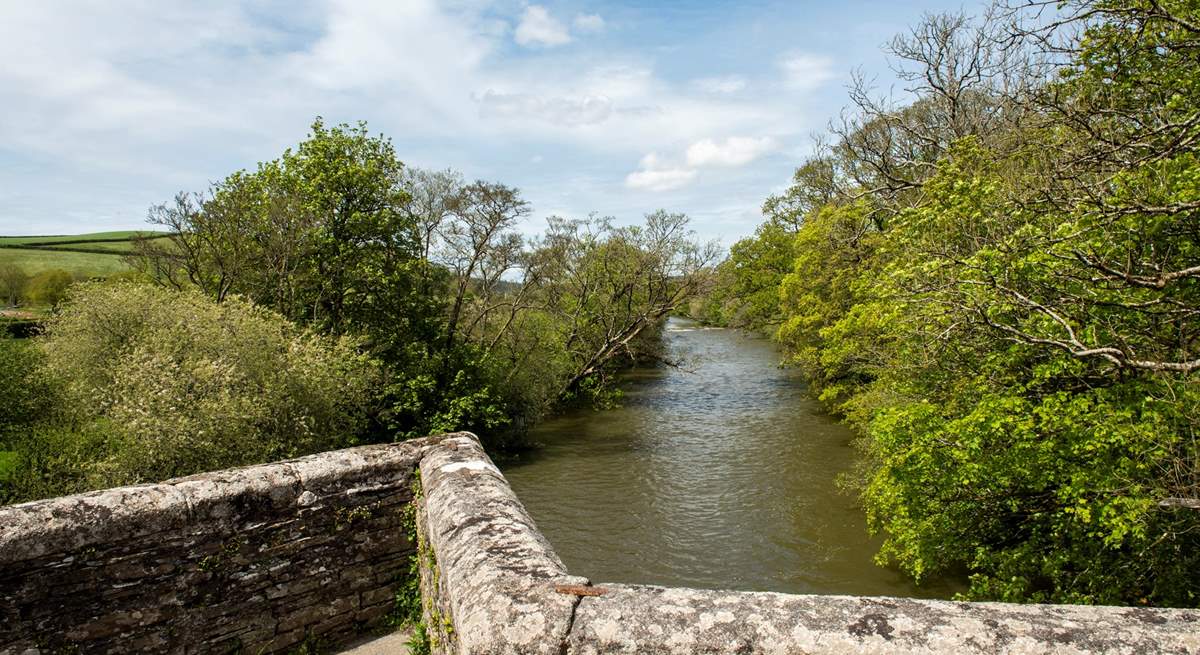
500,317 -> 961,598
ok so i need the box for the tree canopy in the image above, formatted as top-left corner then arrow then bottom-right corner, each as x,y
692,0 -> 1200,606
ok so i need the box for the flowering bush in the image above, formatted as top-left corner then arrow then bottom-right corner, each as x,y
19,282 -> 378,492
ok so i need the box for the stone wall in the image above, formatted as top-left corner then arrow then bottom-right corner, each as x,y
4,432 -> 1199,654
418,434 -> 1200,655
0,438 -> 434,655
417,433 -> 588,654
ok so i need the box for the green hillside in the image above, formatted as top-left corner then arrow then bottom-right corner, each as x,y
0,248 -> 132,277
0,230 -> 171,277
0,231 -> 161,246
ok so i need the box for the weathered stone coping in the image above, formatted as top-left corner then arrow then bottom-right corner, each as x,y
566,586 -> 1200,654
0,436 -> 446,654
418,433 -> 590,654
0,437 -> 439,564
2,431 -> 1198,654
419,434 -> 1200,654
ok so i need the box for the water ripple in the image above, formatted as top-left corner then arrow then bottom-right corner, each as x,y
502,318 -> 962,598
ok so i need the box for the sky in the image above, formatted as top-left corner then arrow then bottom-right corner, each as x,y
0,0 -> 987,246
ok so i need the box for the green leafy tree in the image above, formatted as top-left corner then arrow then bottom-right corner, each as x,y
529,212 -> 718,397
0,263 -> 29,307
693,221 -> 795,329
25,269 -> 74,307
848,134 -> 1200,605
777,202 -> 886,404
134,119 -> 432,344
0,337 -> 55,443
711,1 -> 1200,606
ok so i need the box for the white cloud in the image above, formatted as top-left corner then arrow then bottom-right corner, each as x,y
574,13 -> 605,32
626,168 -> 697,192
779,53 -> 836,90
515,5 -> 571,47
694,75 -> 746,94
0,1 -> 833,242
625,153 -> 696,192
686,136 -> 776,167
476,90 -> 613,126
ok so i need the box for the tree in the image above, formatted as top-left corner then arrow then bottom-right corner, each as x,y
761,156 -> 841,231
131,118 -> 430,343
130,121 -> 719,448
851,3 -> 1200,603
438,181 -> 531,350
0,337 -> 54,440
25,269 -> 73,307
955,0 -> 1200,376
709,1 -> 1200,606
692,221 -> 795,329
530,211 -> 719,397
0,264 -> 28,307
777,202 -> 885,403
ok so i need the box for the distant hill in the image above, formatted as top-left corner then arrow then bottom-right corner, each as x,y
0,231 -> 173,277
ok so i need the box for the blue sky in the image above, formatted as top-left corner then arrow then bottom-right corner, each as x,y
0,0 -> 986,245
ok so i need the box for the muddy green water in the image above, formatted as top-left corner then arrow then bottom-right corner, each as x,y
501,318 -> 960,598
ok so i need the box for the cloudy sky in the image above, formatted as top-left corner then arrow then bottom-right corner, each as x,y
0,0 -> 984,245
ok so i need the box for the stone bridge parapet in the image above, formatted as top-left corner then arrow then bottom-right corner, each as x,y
417,434 -> 1199,654
1,432 -> 1197,654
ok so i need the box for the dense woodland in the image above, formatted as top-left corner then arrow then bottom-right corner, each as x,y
1,0 -> 1197,609
691,0 -> 1200,606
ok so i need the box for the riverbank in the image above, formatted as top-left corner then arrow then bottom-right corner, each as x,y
501,317 -> 963,598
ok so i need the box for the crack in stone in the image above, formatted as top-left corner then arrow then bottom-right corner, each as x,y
559,590 -> 585,655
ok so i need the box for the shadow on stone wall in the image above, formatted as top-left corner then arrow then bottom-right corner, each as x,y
0,438 -> 433,654
3,432 -> 1199,654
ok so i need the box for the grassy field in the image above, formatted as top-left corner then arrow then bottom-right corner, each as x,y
0,248 -> 132,277
0,231 -> 161,246
0,230 -> 171,277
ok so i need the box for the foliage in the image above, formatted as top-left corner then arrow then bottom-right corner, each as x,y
524,212 -> 717,397
0,336 -> 70,502
2,422 -> 119,502
130,124 -> 715,447
701,1 -> 1200,606
0,337 -> 55,439
131,120 -> 473,440
133,119 -> 431,338
25,269 -> 74,307
0,451 -> 16,482
0,263 -> 28,306
846,136 -> 1200,605
1,282 -> 378,502
383,208 -> 714,442
689,220 -> 794,329
776,202 -> 885,404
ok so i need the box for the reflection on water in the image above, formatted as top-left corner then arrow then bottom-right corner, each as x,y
500,317 -> 961,597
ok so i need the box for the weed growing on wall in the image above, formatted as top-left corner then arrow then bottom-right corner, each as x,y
388,471 -> 431,654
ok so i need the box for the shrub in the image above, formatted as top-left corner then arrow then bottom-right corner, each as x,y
0,337 -> 55,435
25,269 -> 74,307
0,337 -> 60,502
28,282 -> 379,491
2,422 -> 116,502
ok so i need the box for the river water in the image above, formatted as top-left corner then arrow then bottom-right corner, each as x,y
501,318 -> 960,598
